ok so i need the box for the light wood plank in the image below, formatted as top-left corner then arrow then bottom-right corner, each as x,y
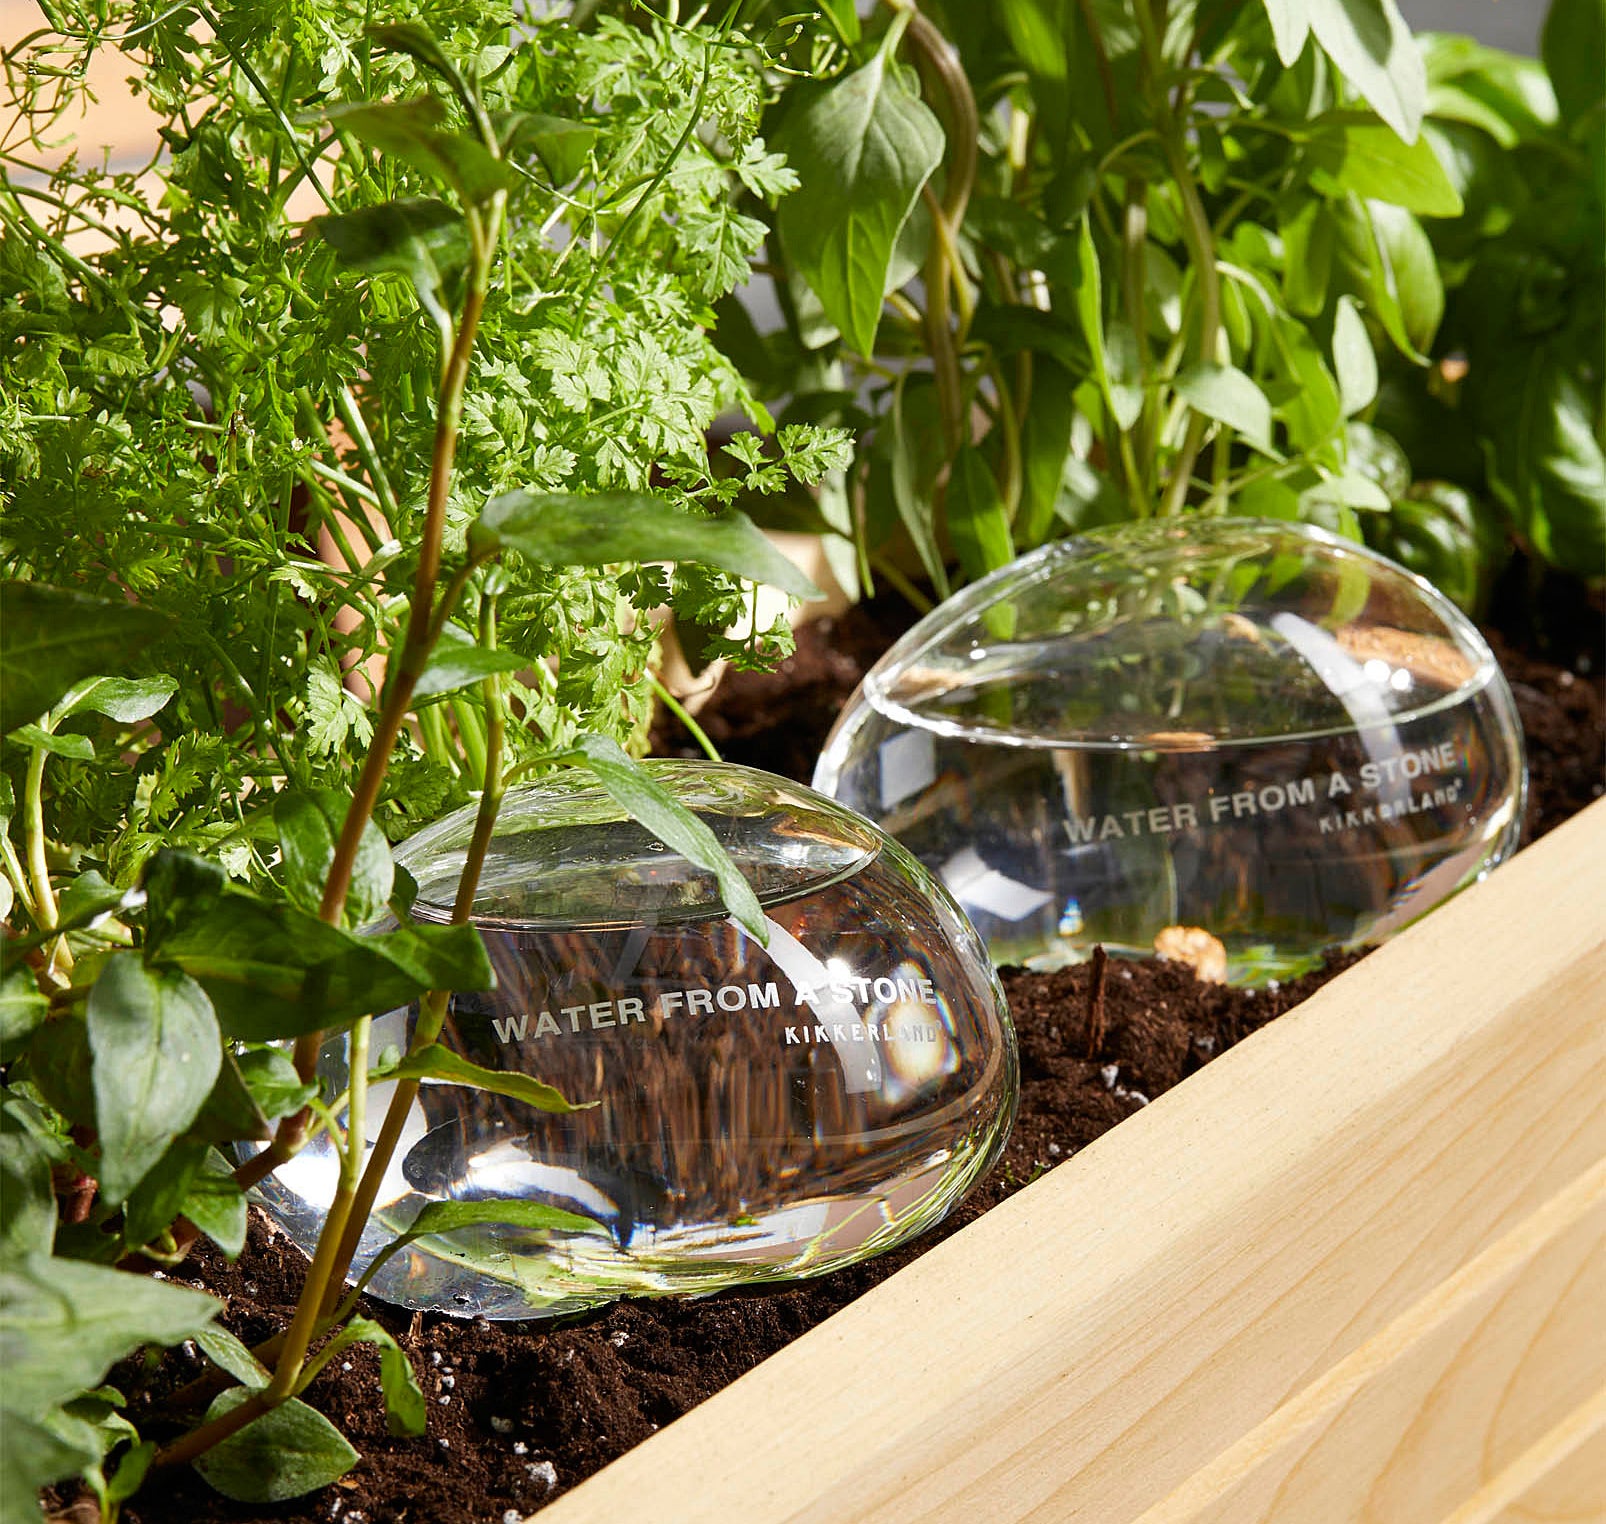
1486,1416 -> 1606,1524
544,799 -> 1606,1524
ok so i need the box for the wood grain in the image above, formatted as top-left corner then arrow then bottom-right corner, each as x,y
544,798 -> 1606,1524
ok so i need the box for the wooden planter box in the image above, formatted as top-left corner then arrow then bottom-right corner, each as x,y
544,798 -> 1606,1524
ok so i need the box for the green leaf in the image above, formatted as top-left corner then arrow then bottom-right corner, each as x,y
1542,0 -> 1606,130
499,112 -> 600,184
192,1388 -> 358,1502
367,21 -> 470,103
1305,114 -> 1463,216
380,1042 -> 591,1114
180,1148 -> 248,1257
6,724 -> 94,760
311,199 -> 467,339
0,968 -> 49,1057
0,1104 -> 56,1260
141,850 -> 227,950
324,99 -> 511,207
1366,201 -> 1443,358
88,955 -> 221,1203
343,1318 -> 426,1437
274,790 -> 394,928
1018,360 -> 1079,547
0,1405 -> 102,1504
0,584 -> 167,734
569,736 -> 767,944
1281,199 -> 1336,316
945,447 -> 1014,585
412,632 -> 527,702
55,870 -> 128,932
188,1051 -> 271,1144
775,50 -> 945,355
1173,364 -> 1275,451
0,1256 -> 217,1417
353,1198 -> 608,1303
1264,0 -> 1311,66
888,374 -> 952,600
1332,296 -> 1378,416
25,1014 -> 96,1126
153,895 -> 492,1042
238,1047 -> 319,1120
470,491 -> 821,600
123,1138 -> 208,1249
193,1325 -> 270,1389
1306,0 -> 1426,143
57,674 -> 177,725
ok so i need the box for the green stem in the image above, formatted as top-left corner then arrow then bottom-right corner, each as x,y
649,672 -> 721,763
22,745 -> 61,959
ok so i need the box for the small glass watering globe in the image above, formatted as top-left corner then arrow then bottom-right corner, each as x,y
253,764 -> 1016,1318
813,519 -> 1525,983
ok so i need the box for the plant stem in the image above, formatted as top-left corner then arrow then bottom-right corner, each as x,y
649,672 -> 721,763
22,745 -> 57,935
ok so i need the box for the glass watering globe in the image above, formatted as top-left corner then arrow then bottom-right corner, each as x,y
814,519 -> 1525,982
254,763 -> 1016,1318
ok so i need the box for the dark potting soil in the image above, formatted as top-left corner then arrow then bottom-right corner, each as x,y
83,570 -> 1604,1524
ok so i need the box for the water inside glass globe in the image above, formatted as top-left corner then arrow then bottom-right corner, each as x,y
813,519 -> 1525,982
252,764 -> 1016,1318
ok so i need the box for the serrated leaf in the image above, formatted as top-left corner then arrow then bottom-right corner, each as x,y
343,1318 -> 425,1436
1174,363 -> 1275,451
1332,296 -> 1378,415
192,1388 -> 358,1502
569,736 -> 767,944
470,491 -> 820,600
775,50 -> 944,355
274,790 -> 393,927
0,584 -> 168,734
380,1042 -> 591,1113
57,674 -> 177,725
1306,0 -> 1426,143
0,1256 -> 218,1417
88,956 -> 221,1203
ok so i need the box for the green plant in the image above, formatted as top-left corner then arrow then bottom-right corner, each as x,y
1,3 -> 846,1513
734,0 -> 1601,611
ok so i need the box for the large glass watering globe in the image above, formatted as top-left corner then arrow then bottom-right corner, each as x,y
254,763 -> 1016,1318
813,519 -> 1525,982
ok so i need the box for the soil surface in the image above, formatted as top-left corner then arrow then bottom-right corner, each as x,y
73,561 -> 1603,1524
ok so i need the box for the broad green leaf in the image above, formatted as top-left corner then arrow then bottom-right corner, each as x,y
188,1050 -> 272,1144
1306,468 -> 1392,511
470,490 -> 820,600
1421,35 -> 1557,147
193,1325 -> 270,1389
381,1042 -> 591,1114
192,1388 -> 358,1502
1173,364 -> 1275,451
325,99 -> 511,207
353,1198 -> 608,1302
775,50 -> 944,355
1542,0 -> 1606,130
55,870 -> 127,931
499,112 -> 600,184
122,1138 -> 208,1249
180,1148 -> 248,1257
1280,199 -> 1337,316
0,968 -> 49,1057
818,0 -> 861,45
1018,359 -> 1079,546
570,736 -> 767,944
0,583 -> 167,734
25,1014 -> 96,1126
1264,0 -> 1311,66
274,789 -> 394,928
966,303 -> 1092,378
888,374 -> 952,600
1306,0 -> 1426,143
1366,201 -> 1443,358
154,896 -> 491,1041
57,674 -> 177,725
1332,296 -> 1378,415
412,633 -> 527,702
0,1405 -> 101,1505
1305,114 -> 1463,216
343,1318 -> 426,1436
141,850 -> 227,950
238,1047 -> 319,1120
6,724 -> 93,760
0,1106 -> 55,1259
945,447 -> 1014,585
311,199 -> 467,338
1068,218 -> 1108,393
88,955 -> 221,1203
0,1255 -> 217,1417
